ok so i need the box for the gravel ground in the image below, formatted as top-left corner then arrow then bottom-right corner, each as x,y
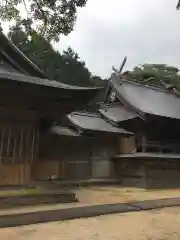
75,186 -> 180,204
1,207 -> 180,240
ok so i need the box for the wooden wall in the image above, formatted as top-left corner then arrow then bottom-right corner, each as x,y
35,134 -> 118,181
0,164 -> 31,185
114,159 -> 147,188
118,136 -> 136,154
0,122 -> 38,185
32,161 -> 61,181
115,158 -> 180,189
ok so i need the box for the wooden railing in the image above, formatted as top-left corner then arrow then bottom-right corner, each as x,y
137,141 -> 180,154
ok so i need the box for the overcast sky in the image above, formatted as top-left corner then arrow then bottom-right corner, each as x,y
54,0 -> 180,78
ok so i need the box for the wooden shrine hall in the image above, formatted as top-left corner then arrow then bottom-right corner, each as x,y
100,71 -> 180,188
0,30 -> 104,185
0,30 -> 134,185
0,27 -> 180,189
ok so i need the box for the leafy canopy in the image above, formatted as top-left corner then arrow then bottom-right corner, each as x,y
127,64 -> 180,89
0,0 -> 87,41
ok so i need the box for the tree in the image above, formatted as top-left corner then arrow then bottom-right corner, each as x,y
8,25 -> 106,87
61,47 -> 93,86
177,1 -> 180,9
128,64 -> 180,89
0,0 -> 87,42
91,76 -> 108,87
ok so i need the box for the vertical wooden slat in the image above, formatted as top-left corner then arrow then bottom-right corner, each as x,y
25,129 -> 30,164
35,127 -> 39,160
7,126 -> 11,156
19,130 -> 23,159
31,127 -> 36,164
0,126 -> 5,164
13,135 -> 17,165
61,159 -> 65,178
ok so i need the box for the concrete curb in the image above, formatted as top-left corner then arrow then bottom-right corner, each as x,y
1,197 -> 180,228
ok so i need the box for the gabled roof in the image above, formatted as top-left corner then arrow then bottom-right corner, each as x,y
110,75 -> 180,120
99,103 -> 138,125
67,111 -> 133,136
0,31 -> 45,78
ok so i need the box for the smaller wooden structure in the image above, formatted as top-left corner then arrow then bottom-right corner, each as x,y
100,71 -> 180,188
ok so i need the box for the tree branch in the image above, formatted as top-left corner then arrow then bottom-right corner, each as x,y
34,0 -> 48,31
22,0 -> 29,15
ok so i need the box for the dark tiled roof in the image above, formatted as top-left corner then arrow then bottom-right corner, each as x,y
68,111 -> 133,135
99,103 -> 138,124
111,76 -> 180,119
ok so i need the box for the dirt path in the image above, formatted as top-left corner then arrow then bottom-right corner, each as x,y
1,206 -> 180,240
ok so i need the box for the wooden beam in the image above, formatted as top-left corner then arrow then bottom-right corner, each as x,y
0,126 -> 5,164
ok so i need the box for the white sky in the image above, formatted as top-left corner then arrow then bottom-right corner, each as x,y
54,0 -> 180,78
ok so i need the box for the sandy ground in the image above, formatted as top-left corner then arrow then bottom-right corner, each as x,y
1,186 -> 180,215
75,186 -> 180,204
1,206 -> 180,240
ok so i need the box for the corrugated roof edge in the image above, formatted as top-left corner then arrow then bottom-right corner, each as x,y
50,126 -> 81,137
99,103 -> 138,124
68,111 -> 134,135
69,111 -> 101,117
99,102 -> 138,110
0,68 -> 103,91
0,30 -> 45,78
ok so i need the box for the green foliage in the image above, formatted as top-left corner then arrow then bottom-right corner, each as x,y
8,25 -> 106,87
128,64 -> 180,89
0,0 -> 87,41
177,0 -> 180,9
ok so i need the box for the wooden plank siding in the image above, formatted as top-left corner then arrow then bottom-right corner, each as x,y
0,123 -> 38,185
115,158 -> 180,189
35,134 -> 119,181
